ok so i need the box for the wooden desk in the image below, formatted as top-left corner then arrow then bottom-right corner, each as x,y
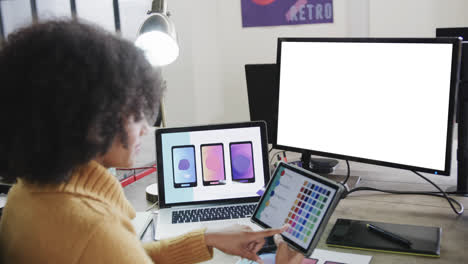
125,147 -> 468,263
322,194 -> 468,263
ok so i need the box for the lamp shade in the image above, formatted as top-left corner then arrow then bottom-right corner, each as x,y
135,13 -> 179,66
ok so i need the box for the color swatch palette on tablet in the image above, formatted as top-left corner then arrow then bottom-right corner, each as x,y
254,166 -> 337,249
285,180 -> 331,244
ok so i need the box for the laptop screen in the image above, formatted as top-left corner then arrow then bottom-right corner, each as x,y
156,121 -> 270,208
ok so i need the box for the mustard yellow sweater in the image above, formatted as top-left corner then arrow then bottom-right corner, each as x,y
0,161 -> 213,263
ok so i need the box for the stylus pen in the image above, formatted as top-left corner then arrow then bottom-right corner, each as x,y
366,224 -> 412,247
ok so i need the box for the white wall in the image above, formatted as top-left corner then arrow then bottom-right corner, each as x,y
346,0 -> 369,37
369,0 -> 468,37
75,0 -> 115,32
2,0 -> 468,127
164,0 -> 348,126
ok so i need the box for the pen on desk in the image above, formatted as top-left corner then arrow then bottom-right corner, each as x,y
366,224 -> 412,247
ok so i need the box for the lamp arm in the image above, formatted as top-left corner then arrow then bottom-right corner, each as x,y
148,0 -> 167,15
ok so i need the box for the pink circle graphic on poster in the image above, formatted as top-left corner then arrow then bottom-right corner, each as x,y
252,0 -> 276,6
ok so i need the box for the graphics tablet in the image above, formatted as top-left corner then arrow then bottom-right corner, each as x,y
251,162 -> 344,256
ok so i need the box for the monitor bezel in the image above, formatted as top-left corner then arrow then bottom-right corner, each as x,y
275,37 -> 462,176
156,121 -> 270,208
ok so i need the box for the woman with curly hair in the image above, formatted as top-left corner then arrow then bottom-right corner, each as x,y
0,20 -> 303,264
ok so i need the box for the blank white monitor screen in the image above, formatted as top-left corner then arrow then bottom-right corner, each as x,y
276,39 -> 460,175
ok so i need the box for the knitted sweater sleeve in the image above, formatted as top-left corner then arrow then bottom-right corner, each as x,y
142,229 -> 214,264
77,221 -> 213,264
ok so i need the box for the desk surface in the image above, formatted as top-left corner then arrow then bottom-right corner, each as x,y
124,148 -> 468,263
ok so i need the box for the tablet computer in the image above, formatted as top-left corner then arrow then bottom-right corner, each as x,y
251,162 -> 345,256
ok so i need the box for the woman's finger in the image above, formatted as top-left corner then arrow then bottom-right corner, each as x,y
247,241 -> 257,251
251,225 -> 288,239
273,233 -> 284,246
252,240 -> 265,254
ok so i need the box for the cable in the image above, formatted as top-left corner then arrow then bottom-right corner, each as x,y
269,150 -> 286,167
343,170 -> 464,216
347,188 -> 462,196
116,166 -> 156,171
145,201 -> 159,212
342,160 -> 350,185
345,186 -> 464,216
339,159 -> 463,215
269,152 -> 462,215
412,170 -> 464,216
337,160 -> 351,195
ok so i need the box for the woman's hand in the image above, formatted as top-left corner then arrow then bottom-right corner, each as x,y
205,224 -> 287,263
274,234 -> 305,264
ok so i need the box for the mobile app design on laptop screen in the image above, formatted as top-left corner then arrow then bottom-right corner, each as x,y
201,143 -> 226,186
172,145 -> 197,188
230,142 -> 256,183
159,125 -> 267,205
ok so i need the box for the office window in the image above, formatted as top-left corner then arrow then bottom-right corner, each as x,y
1,0 -> 33,37
36,0 -> 72,20
75,0 -> 115,32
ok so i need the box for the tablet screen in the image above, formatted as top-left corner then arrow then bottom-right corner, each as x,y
253,163 -> 340,252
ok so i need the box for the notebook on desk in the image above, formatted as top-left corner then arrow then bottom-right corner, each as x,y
154,121 -> 270,240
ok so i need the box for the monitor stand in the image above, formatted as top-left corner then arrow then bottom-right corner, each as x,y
300,152 -> 338,174
446,155 -> 468,196
446,186 -> 468,197
300,151 -> 360,189
448,83 -> 468,197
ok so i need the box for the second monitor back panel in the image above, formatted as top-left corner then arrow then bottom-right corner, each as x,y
245,63 -> 278,145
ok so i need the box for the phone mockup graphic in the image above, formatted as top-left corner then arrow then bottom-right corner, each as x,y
171,145 -> 197,188
200,143 -> 226,186
230,141 -> 255,183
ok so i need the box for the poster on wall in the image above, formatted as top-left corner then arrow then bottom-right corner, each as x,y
241,0 -> 333,28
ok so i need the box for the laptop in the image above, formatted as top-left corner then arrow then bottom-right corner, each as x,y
154,121 -> 271,240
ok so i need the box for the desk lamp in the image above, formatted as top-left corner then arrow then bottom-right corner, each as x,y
135,0 -> 179,67
134,0 -> 178,204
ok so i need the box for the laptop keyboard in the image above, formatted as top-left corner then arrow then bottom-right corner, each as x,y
172,204 -> 256,224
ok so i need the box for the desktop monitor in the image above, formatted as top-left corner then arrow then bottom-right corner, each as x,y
436,28 -> 468,79
436,28 -> 468,122
436,27 -> 468,39
245,63 -> 279,145
276,38 -> 461,176
436,28 -> 468,194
